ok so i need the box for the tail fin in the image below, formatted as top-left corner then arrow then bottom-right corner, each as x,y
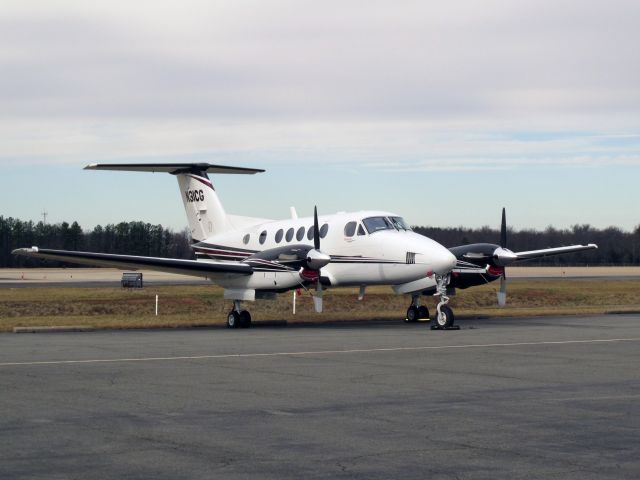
175,168 -> 228,241
84,163 -> 264,242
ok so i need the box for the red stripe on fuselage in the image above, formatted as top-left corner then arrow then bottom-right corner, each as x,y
193,247 -> 251,258
188,174 -> 214,189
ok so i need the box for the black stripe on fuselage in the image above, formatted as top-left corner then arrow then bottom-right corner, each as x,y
193,244 -> 405,266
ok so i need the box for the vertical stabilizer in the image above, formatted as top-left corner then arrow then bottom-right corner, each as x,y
176,170 -> 230,242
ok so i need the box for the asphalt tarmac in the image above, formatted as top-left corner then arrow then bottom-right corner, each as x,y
1,315 -> 639,479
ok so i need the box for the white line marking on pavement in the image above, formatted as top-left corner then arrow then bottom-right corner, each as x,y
1,337 -> 639,367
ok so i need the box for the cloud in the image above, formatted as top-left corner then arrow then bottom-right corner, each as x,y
2,118 -> 638,177
2,0 -> 639,119
0,0 -> 639,174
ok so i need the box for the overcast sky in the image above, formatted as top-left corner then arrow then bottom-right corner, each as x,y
1,0 -> 639,232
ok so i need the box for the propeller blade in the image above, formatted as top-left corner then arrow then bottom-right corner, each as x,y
500,207 -> 507,249
311,206 -> 325,312
313,206 -> 320,250
497,272 -> 507,307
312,295 -> 323,313
313,280 -> 324,313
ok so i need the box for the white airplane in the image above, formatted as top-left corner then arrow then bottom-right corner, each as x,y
13,163 -> 597,329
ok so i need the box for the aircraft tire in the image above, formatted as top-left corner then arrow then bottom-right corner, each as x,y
417,305 -> 429,320
239,310 -> 252,328
406,306 -> 419,323
227,311 -> 240,329
436,305 -> 454,328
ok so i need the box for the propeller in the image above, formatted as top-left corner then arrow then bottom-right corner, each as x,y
500,207 -> 507,249
496,207 -> 509,307
306,206 -> 330,313
492,208 -> 518,266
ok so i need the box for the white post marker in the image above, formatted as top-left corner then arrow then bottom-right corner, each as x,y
292,290 -> 296,315
155,295 -> 158,316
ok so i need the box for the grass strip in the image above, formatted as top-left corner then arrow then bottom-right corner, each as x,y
1,280 -> 639,332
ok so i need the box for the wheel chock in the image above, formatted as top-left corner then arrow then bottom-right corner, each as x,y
430,324 -> 461,330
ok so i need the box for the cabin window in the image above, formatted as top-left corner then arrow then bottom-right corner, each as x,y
286,227 -> 294,242
363,216 -> 394,234
344,221 -> 357,237
307,226 -> 315,241
243,234 -> 250,245
275,229 -> 284,243
296,226 -> 305,241
320,223 -> 329,238
259,230 -> 267,244
357,224 -> 366,236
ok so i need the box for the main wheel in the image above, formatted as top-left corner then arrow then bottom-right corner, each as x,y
417,305 -> 429,320
436,305 -> 454,328
406,306 -> 419,323
227,310 -> 240,329
239,310 -> 252,328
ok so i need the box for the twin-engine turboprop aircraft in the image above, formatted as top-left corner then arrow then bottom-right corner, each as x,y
13,163 -> 597,328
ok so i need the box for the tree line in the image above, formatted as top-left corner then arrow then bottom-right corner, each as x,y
1,216 -> 638,267
1,217 -> 192,268
413,224 -> 639,266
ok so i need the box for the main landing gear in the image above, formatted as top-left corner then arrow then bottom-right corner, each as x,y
405,295 -> 430,323
227,300 -> 252,329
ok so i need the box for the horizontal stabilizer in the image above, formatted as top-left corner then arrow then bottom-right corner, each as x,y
12,247 -> 253,279
84,163 -> 265,175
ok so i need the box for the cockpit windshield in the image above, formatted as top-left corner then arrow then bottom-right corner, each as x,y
363,216 -> 395,233
390,216 -> 412,231
362,216 -> 412,234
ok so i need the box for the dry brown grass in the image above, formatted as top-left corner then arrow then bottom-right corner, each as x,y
1,279 -> 639,332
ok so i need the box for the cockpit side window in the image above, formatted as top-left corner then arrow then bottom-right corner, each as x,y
390,216 -> 412,231
363,216 -> 394,234
357,224 -> 366,236
344,221 -> 357,237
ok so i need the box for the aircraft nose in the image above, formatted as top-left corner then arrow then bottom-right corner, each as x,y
432,246 -> 457,275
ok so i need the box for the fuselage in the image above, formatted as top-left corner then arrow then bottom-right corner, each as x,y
191,210 -> 457,292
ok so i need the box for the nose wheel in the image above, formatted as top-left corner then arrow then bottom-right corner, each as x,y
431,274 -> 460,330
434,305 -> 454,328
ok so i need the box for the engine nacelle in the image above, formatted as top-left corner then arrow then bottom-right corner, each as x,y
244,244 -> 313,270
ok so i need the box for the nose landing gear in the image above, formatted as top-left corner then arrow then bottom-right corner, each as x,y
431,273 -> 459,330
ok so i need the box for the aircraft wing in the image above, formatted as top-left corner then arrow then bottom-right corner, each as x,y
514,244 -> 598,261
12,247 -> 253,279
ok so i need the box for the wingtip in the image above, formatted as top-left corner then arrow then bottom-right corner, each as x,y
12,246 -> 39,255
84,163 -> 98,170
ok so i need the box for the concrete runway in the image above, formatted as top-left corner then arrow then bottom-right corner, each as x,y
0,268 -> 209,288
2,266 -> 640,288
1,315 -> 639,479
